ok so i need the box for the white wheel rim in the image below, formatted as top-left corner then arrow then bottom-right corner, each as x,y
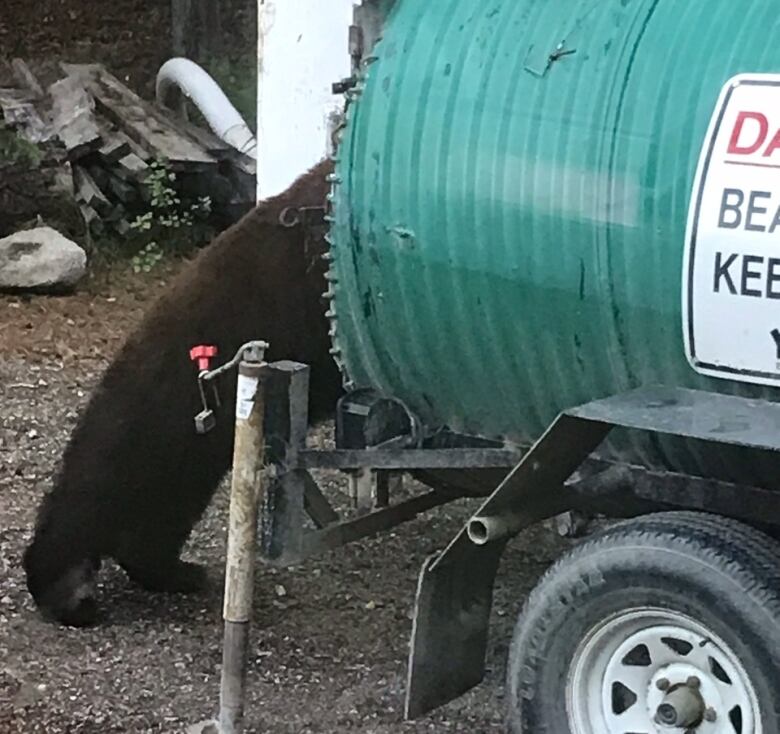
566,608 -> 762,733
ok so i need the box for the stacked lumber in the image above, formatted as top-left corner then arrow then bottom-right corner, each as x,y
0,64 -> 78,239
0,60 -> 256,238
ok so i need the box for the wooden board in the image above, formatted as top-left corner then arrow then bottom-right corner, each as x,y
79,202 -> 105,236
114,152 -> 149,181
11,59 -> 44,98
48,76 -> 102,159
73,165 -> 112,215
63,63 -> 216,170
154,96 -> 256,176
167,112 -> 232,156
106,172 -> 140,205
1,59 -> 255,238
0,88 -> 52,144
98,129 -> 132,164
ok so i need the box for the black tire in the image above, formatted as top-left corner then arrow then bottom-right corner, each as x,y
506,511 -> 780,733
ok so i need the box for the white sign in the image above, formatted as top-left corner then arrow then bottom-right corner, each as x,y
236,374 -> 259,421
685,73 -> 780,385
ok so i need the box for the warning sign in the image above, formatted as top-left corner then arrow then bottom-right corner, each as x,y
685,74 -> 780,385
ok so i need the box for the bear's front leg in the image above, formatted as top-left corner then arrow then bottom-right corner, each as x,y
114,529 -> 209,594
121,558 -> 209,594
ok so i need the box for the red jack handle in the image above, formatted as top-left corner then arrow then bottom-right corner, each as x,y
190,345 -> 218,372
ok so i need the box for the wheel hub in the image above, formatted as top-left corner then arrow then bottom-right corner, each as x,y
650,667 -> 723,730
566,609 -> 761,734
654,676 -> 705,728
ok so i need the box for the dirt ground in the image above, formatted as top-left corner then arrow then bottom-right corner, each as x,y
0,263 -> 572,733
0,0 -> 172,97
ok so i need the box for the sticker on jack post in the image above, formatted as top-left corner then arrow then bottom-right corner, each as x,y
236,374 -> 259,420
685,73 -> 780,385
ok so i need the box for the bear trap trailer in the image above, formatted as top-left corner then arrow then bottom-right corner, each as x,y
195,344 -> 780,734
195,1 -> 780,732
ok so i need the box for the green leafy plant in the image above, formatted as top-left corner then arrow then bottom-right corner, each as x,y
0,125 -> 42,168
128,158 -> 212,271
130,242 -> 165,273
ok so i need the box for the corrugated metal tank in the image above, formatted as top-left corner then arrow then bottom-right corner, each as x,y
328,0 -> 780,480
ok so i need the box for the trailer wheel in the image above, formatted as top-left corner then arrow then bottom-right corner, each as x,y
506,512 -> 780,733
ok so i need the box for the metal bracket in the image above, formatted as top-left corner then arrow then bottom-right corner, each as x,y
352,0 -> 394,72
332,76 -> 358,95
404,386 -> 780,718
404,412 -> 609,718
524,40 -> 577,78
193,341 -> 269,434
263,442 -> 521,566
256,367 -> 523,567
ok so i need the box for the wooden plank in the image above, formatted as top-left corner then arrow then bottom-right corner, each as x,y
0,88 -> 52,144
11,59 -> 44,98
79,62 -> 217,165
104,202 -> 127,224
106,173 -> 139,205
94,96 -> 134,164
80,203 -> 105,236
114,152 -> 149,181
105,128 -> 150,163
57,67 -> 148,163
93,87 -> 215,171
73,165 -> 112,216
0,87 -> 34,107
63,63 -> 215,170
86,164 -> 111,191
161,110 -> 257,182
158,108 -> 256,175
124,134 -> 150,160
98,128 -> 132,163
166,113 -> 232,156
0,87 -> 35,115
59,62 -> 103,76
48,76 -> 103,159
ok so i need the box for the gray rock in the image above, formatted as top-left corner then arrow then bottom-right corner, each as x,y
0,226 -> 87,291
186,720 -> 219,734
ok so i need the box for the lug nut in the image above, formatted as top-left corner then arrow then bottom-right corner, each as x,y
704,707 -> 717,722
656,678 -> 671,691
686,676 -> 701,690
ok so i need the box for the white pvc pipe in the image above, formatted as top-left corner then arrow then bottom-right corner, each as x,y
156,57 -> 257,159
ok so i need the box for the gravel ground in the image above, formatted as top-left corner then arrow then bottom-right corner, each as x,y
0,270 -> 571,733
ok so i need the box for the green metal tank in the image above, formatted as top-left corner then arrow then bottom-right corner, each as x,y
328,0 -> 780,478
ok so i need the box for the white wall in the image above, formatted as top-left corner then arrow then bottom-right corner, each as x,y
257,0 -> 355,200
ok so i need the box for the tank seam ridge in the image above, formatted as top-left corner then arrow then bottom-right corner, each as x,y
324,62 -> 370,394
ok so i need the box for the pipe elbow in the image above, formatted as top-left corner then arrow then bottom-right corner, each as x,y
156,57 -> 257,159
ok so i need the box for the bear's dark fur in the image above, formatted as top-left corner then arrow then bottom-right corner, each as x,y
23,160 -> 344,626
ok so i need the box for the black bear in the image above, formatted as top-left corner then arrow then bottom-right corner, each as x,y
23,160 -> 343,627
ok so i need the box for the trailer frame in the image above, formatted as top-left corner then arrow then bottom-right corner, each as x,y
219,356 -> 780,726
